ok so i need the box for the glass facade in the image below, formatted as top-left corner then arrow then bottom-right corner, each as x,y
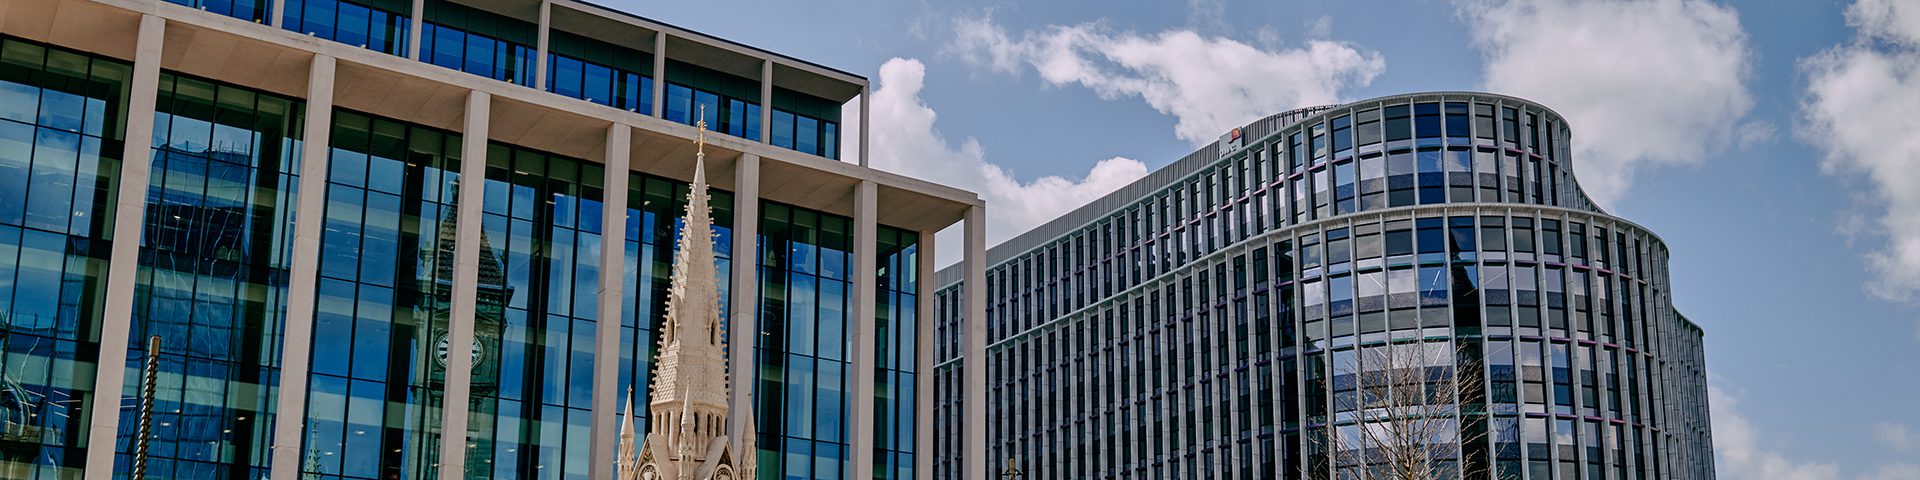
615,172 -> 734,447
280,0 -> 412,57
112,72 -> 303,479
933,93 -> 1712,480
0,35 -> 130,480
755,202 -> 853,480
872,227 -> 917,480
463,142 -> 605,480
300,109 -> 462,480
0,2 -> 940,478
273,0 -> 853,160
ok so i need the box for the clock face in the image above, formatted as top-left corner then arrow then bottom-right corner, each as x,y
435,334 -> 484,368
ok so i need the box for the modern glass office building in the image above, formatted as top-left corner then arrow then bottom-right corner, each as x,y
0,0 -> 985,479
932,94 -> 1712,479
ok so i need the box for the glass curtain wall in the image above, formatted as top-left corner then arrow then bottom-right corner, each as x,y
280,0 -> 412,57
300,109 -> 462,480
462,143 -> 605,480
756,202 -> 851,480
615,173 -> 734,446
114,72 -> 302,479
0,35 -> 130,480
872,226 -> 917,480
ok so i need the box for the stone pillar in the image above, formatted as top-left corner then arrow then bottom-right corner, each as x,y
534,0 -> 551,90
758,60 -> 771,145
849,180 -> 878,480
437,90 -> 491,480
407,0 -> 425,60
915,229 -> 936,478
728,153 -> 761,447
589,123 -> 631,480
961,204 -> 988,480
651,31 -> 666,118
858,84 -> 869,166
265,53 -> 338,480
82,15 -> 163,480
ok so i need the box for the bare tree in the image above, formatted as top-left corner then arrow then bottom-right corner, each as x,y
1310,339 -> 1503,480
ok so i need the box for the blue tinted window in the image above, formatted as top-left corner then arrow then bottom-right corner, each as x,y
550,55 -> 582,98
772,109 -> 795,149
823,122 -> 838,160
694,90 -> 719,127
665,84 -> 692,123
283,0 -> 408,55
583,62 -> 612,106
795,115 -> 818,156
743,102 -> 761,141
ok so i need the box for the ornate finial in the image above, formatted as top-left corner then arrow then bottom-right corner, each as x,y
695,104 -> 707,155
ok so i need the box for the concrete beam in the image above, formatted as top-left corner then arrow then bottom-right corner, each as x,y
849,180 -> 878,480
436,89 -> 491,480
534,0 -> 551,90
759,59 -> 771,145
266,52 -> 337,480
83,14 -> 163,480
651,30 -> 665,118
915,229 -> 936,478
588,123 -> 631,480
962,204 -> 988,480
407,0 -> 424,60
728,153 -> 761,450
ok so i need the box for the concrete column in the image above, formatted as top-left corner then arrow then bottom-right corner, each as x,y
650,31 -> 666,118
848,180 -> 878,480
588,123 -> 631,480
82,15 -> 163,480
914,230 -> 936,478
961,204 -> 988,480
858,84 -> 869,166
437,90 -> 490,480
270,0 -> 285,26
758,60 -> 771,145
265,53 -> 337,480
727,153 -> 760,448
533,0 -> 551,90
407,0 -> 425,60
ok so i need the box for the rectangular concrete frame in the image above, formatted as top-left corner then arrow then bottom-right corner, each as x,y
0,0 -> 992,479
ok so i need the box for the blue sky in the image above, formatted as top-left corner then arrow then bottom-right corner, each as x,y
609,0 -> 1920,477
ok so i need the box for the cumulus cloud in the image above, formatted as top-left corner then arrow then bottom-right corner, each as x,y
1712,385 -> 1843,480
1714,385 -> 1920,480
949,15 -> 1385,145
1874,422 -> 1914,453
859,58 -> 1149,254
1457,0 -> 1760,206
1803,0 -> 1920,302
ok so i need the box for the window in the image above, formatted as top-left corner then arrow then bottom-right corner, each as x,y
1415,102 -> 1441,139
771,109 -> 795,149
1384,104 -> 1411,142
1332,114 -> 1353,153
282,0 -> 410,56
1445,102 -> 1470,139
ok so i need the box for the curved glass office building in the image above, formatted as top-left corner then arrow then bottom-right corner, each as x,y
932,93 -> 1712,479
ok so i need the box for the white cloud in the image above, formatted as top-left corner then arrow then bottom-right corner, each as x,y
1875,422 -> 1914,453
1803,0 -> 1920,302
949,15 -> 1385,145
1457,0 -> 1759,207
858,58 -> 1149,260
1712,385 -> 1843,480
1713,385 -> 1920,480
